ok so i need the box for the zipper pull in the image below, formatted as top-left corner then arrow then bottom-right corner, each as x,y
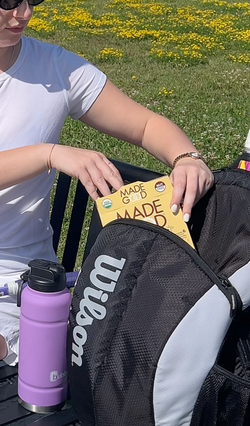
220,276 -> 242,318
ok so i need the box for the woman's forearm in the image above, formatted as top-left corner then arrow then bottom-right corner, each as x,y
0,144 -> 51,190
141,114 -> 199,168
0,144 -> 124,201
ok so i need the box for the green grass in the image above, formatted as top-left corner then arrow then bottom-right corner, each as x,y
26,0 -> 250,267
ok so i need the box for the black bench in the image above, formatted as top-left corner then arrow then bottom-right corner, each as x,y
0,159 -> 162,426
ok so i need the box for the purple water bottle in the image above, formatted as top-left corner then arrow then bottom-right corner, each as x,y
17,259 -> 71,413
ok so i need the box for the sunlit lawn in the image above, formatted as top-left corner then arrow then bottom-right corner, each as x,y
25,0 -> 250,266
27,0 -> 250,169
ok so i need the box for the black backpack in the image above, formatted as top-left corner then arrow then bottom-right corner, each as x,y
68,164 -> 250,426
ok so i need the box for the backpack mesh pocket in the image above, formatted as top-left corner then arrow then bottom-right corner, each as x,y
191,308 -> 250,426
190,364 -> 250,426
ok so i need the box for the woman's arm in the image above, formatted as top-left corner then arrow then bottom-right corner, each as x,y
0,79 -> 213,220
0,144 -> 124,200
80,79 -> 214,220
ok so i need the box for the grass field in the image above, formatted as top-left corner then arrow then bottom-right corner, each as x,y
26,0 -> 250,170
25,0 -> 250,266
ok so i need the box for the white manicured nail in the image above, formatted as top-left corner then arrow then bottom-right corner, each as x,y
183,213 -> 190,223
171,204 -> 178,214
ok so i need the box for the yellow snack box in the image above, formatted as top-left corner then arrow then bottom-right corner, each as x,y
96,175 -> 195,248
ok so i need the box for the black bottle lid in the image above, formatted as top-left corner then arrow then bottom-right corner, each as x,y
23,259 -> 66,293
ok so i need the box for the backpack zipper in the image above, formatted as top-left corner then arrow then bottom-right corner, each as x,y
106,218 -> 242,318
219,275 -> 242,318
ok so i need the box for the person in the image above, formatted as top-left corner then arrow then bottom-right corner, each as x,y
0,0 -> 214,365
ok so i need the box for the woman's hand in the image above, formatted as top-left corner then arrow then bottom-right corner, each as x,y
0,142 -> 213,217
170,158 -> 214,222
52,145 -> 214,216
50,145 -> 124,200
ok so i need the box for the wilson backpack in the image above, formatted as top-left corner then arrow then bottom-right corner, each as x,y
68,164 -> 250,426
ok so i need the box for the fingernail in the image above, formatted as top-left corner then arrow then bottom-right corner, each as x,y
183,213 -> 190,223
171,204 -> 178,214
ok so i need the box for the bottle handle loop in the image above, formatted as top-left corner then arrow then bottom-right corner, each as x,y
17,269 -> 29,307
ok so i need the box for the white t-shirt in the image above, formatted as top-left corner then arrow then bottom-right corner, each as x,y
0,36 -> 106,282
0,36 -> 106,364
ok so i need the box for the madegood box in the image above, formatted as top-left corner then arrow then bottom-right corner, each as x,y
96,175 -> 194,248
